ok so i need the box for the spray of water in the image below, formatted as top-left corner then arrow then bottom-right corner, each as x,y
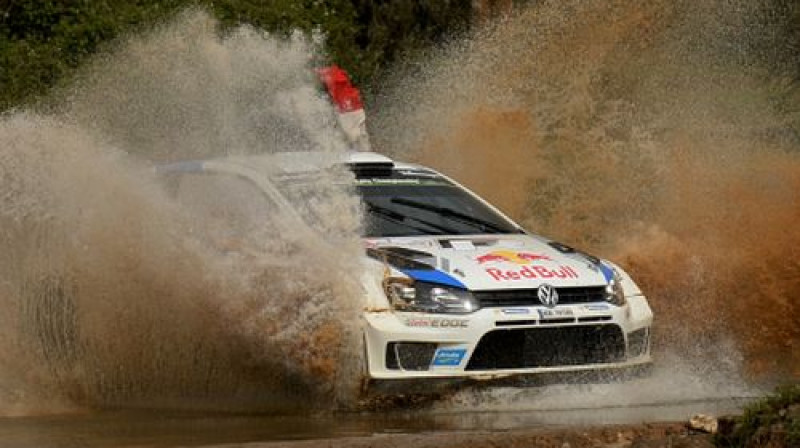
0,10 -> 365,416
4,0 -> 797,418
372,0 -> 800,406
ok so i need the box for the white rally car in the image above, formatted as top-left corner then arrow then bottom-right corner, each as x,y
159,151 -> 653,386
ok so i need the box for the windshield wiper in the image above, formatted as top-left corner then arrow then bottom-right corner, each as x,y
366,202 -> 459,235
390,197 -> 516,234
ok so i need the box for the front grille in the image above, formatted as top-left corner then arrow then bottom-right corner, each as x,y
474,286 -> 607,308
466,325 -> 625,370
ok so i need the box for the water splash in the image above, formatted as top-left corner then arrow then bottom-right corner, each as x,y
0,10 -> 364,416
372,0 -> 800,388
4,0 -> 798,418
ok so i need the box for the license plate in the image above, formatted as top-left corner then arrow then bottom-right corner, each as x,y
538,308 -> 574,319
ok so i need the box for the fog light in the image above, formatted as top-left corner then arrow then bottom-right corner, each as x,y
385,342 -> 437,370
627,328 -> 650,358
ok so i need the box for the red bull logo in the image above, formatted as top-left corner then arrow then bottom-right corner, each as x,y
475,250 -> 553,265
475,250 -> 580,281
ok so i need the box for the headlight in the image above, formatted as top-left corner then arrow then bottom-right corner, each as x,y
383,278 -> 479,314
605,267 -> 627,306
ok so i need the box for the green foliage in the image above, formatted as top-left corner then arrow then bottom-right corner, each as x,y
341,0 -> 471,85
715,385 -> 800,447
0,0 -> 473,111
0,0 -> 189,110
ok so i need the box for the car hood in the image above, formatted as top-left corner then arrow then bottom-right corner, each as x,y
365,234 -> 612,291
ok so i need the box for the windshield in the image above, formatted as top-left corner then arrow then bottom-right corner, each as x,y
356,170 -> 521,237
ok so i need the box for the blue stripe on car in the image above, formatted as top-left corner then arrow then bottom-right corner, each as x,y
599,263 -> 615,283
401,269 -> 466,289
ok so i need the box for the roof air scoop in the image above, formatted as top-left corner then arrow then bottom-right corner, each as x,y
349,162 -> 394,178
346,152 -> 394,177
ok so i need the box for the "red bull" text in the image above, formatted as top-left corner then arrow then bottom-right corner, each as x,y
485,265 -> 580,281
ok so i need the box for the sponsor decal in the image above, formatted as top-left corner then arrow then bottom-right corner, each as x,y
450,240 -> 475,251
432,348 -> 467,366
538,308 -> 575,319
475,250 -> 580,281
485,265 -> 580,281
356,178 -> 420,185
502,308 -> 531,315
584,304 -> 610,311
476,250 -> 553,265
404,318 -> 469,328
396,170 -> 441,179
357,178 -> 448,186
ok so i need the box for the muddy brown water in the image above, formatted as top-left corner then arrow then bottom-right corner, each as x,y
0,397 -> 753,448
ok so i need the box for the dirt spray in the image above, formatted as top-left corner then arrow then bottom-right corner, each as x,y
371,0 -> 800,405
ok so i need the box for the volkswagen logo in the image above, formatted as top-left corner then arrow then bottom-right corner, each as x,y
537,284 -> 559,308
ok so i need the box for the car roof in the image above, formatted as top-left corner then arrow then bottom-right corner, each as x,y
157,151 -> 428,176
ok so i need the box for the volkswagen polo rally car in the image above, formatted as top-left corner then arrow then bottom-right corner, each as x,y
159,151 -> 653,386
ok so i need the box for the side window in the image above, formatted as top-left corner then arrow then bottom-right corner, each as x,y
278,174 -> 363,239
174,173 -> 279,247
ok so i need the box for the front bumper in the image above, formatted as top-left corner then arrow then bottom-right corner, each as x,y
364,295 -> 653,380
